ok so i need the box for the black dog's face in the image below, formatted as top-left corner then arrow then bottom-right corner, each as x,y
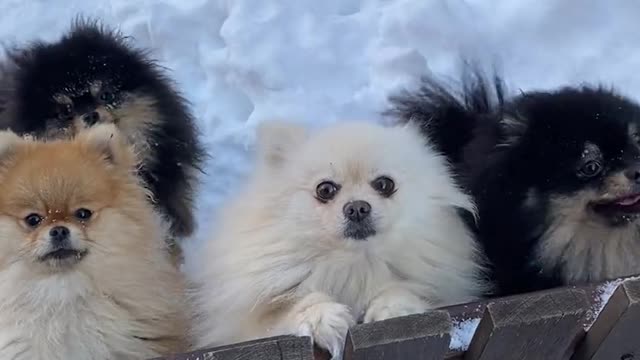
506,87 -> 640,226
41,78 -> 160,143
50,79 -> 123,134
10,25 -> 164,142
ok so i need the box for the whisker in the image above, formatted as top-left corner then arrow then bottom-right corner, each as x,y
85,242 -> 113,254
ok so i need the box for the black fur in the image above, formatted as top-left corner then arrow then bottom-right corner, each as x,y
386,67 -> 505,170
0,19 -> 206,243
390,66 -> 640,296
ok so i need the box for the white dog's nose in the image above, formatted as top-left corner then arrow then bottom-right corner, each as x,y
343,200 -> 371,222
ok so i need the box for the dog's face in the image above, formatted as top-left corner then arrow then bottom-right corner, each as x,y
504,87 -> 640,227
9,24 -> 164,140
0,124 -> 143,273
255,121 -> 473,246
40,78 -> 158,140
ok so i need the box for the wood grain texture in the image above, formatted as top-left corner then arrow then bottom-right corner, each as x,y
573,278 -> 640,360
153,336 -> 314,360
464,288 -> 590,360
148,274 -> 640,360
343,310 -> 451,360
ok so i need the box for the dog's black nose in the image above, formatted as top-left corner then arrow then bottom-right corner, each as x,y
625,166 -> 640,183
82,111 -> 100,126
49,226 -> 70,246
343,200 -> 371,222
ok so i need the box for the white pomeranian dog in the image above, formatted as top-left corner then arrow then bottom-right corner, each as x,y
191,120 -> 487,359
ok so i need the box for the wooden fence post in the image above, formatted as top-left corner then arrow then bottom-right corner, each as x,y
343,310 -> 452,360
572,278 -> 640,360
464,288 -> 590,360
154,335 -> 314,360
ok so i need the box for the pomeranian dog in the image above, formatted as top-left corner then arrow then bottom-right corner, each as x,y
0,19 -> 206,261
191,120 -> 487,358
389,66 -> 640,296
0,124 -> 187,360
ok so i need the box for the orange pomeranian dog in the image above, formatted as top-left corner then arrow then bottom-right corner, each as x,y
0,124 -> 187,360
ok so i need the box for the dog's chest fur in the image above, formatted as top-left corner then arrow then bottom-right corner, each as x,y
537,211 -> 640,284
301,250 -> 394,318
0,270 -> 158,360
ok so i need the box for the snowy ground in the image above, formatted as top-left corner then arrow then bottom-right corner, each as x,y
2,0 -> 638,257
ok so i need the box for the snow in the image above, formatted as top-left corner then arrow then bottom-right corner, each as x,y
585,276 -> 640,330
1,0 -> 639,266
584,279 -> 624,330
449,317 -> 481,351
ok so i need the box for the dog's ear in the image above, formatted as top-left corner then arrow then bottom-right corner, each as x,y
78,124 -> 136,168
498,114 -> 528,147
256,120 -> 307,169
0,130 -> 22,166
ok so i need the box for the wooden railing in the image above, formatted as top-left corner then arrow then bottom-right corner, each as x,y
156,275 -> 640,360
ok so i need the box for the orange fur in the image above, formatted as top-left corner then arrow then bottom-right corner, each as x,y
0,124 -> 188,360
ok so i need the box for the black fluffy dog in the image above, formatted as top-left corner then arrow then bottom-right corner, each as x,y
390,67 -> 640,296
0,19 -> 206,262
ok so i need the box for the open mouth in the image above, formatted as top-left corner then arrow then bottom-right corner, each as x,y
592,193 -> 640,215
40,248 -> 88,263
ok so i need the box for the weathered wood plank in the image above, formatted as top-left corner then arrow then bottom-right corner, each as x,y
572,278 -> 640,360
439,302 -> 486,324
153,335 -> 314,360
343,310 -> 451,360
150,276 -> 640,360
464,288 -> 589,360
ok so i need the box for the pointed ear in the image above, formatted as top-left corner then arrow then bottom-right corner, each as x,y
0,130 -> 22,165
77,124 -> 135,168
255,120 -> 308,169
498,114 -> 528,147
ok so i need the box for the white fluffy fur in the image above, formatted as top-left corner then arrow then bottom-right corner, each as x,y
191,120 -> 487,358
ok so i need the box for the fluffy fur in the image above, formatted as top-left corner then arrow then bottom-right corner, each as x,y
0,19 -> 206,262
0,124 -> 187,359
191,120 -> 487,358
390,66 -> 640,295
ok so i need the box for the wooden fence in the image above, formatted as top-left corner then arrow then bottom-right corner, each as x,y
155,276 -> 640,360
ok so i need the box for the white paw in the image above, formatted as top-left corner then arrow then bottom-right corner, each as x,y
363,294 -> 430,323
293,301 -> 355,360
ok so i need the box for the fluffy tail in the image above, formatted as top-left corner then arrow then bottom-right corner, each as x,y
386,66 -> 506,166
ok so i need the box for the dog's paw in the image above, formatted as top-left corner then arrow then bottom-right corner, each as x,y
363,291 -> 430,323
293,300 -> 355,360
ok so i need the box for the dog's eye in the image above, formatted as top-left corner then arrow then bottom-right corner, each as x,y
24,213 -> 43,228
75,208 -> 93,221
371,176 -> 396,197
579,160 -> 603,178
99,90 -> 115,103
315,181 -> 340,202
58,103 -> 74,119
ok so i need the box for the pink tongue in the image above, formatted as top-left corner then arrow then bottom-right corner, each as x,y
616,195 -> 640,206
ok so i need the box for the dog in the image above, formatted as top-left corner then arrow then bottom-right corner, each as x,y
390,66 -> 640,295
0,124 -> 187,359
190,120 -> 487,358
0,19 -> 206,263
